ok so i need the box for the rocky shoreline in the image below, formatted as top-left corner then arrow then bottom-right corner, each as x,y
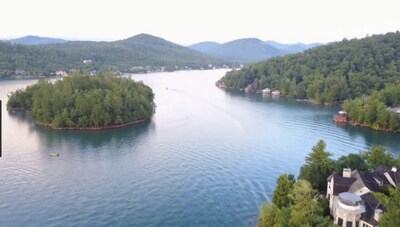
333,112 -> 395,132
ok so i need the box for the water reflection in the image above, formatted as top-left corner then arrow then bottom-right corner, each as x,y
8,110 -> 154,153
221,89 -> 400,154
337,124 -> 400,153
2,71 -> 400,227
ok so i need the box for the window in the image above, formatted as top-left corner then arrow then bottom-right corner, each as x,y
338,218 -> 343,226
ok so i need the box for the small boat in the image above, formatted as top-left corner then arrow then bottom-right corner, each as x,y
49,152 -> 59,157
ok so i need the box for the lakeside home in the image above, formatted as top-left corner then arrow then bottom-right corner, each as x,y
244,84 -> 256,93
215,80 -> 226,88
334,111 -> 348,123
327,167 -> 399,227
262,88 -> 271,95
271,90 -> 281,96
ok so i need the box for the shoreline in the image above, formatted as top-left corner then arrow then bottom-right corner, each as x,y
1,68 -> 233,80
342,121 -> 394,133
333,115 -> 396,133
215,84 -> 339,107
7,108 -> 151,131
35,118 -> 151,131
218,85 -> 398,134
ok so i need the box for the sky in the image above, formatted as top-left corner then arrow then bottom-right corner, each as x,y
1,0 -> 399,45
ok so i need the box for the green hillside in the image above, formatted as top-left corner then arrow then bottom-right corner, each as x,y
220,31 -> 400,132
0,34 -> 227,78
221,31 -> 400,102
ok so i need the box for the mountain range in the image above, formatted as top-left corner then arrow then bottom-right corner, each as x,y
0,34 -> 321,78
5,35 -> 321,64
8,35 -> 68,45
189,39 -> 321,63
0,34 -> 227,78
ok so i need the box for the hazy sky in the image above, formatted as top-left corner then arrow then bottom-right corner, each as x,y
1,0 -> 399,44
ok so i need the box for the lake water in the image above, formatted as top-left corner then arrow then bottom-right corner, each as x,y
1,69 -> 399,227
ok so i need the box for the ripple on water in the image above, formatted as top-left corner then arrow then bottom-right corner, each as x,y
1,70 -> 400,227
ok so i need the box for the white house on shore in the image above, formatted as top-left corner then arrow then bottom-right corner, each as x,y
327,167 -> 399,227
271,90 -> 281,96
262,88 -> 271,95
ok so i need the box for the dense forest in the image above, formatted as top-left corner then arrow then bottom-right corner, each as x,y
342,86 -> 400,132
258,140 -> 400,227
220,31 -> 400,132
0,34 -> 227,78
7,72 -> 155,129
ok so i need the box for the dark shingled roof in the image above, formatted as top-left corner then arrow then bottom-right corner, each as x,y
360,205 -> 380,226
357,172 -> 381,192
361,192 -> 383,210
370,171 -> 389,185
360,193 -> 387,226
386,171 -> 400,186
332,174 -> 356,195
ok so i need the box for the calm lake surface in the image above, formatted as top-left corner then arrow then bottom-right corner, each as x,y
1,69 -> 399,227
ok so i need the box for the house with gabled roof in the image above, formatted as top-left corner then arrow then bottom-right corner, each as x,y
326,167 -> 399,227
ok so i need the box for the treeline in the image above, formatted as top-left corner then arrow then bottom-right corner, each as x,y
0,34 -> 227,78
343,84 -> 400,132
7,72 -> 156,128
221,31 -> 400,104
258,140 -> 400,227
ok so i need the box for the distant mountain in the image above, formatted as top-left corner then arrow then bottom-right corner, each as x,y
189,38 -> 322,63
8,35 -> 68,45
206,38 -> 282,63
189,38 -> 282,63
265,40 -> 321,53
188,41 -> 221,53
0,33 -> 228,78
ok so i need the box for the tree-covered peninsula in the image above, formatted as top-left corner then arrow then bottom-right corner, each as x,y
219,31 -> 400,132
7,72 -> 156,129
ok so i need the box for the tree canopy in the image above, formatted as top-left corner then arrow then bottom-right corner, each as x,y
342,89 -> 400,132
299,140 -> 334,192
377,187 -> 400,227
0,34 -> 228,78
258,178 -> 330,227
272,174 -> 295,208
259,140 -> 400,226
7,72 -> 156,129
221,31 -> 400,102
220,31 -> 400,132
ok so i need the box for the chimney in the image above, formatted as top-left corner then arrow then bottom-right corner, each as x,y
374,209 -> 383,222
343,168 -> 351,178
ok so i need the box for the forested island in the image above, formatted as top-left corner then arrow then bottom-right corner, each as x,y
258,140 -> 400,227
6,72 -> 155,129
219,31 -> 400,132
